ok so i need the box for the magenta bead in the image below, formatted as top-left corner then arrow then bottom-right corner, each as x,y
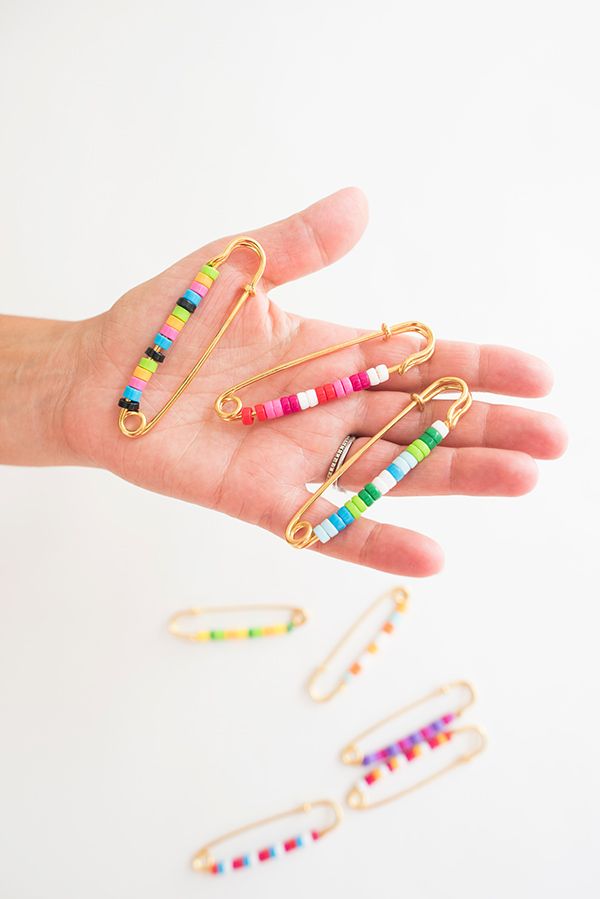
280,396 -> 292,415
289,395 -> 300,413
341,376 -> 353,394
128,376 -> 147,391
350,373 -> 362,391
358,370 -> 370,388
264,400 -> 276,420
190,280 -> 209,297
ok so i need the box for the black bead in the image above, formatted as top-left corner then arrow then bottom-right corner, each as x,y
118,397 -> 140,411
145,347 -> 165,363
176,297 -> 197,314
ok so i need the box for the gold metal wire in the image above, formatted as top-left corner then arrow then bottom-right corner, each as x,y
346,725 -> 487,810
340,680 -> 477,765
214,321 -> 435,422
307,586 -> 409,703
191,799 -> 343,872
168,604 -> 308,640
285,376 -> 472,548
118,236 -> 267,438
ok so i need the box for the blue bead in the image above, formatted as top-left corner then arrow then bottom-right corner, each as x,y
329,512 -> 346,531
269,846 -> 277,858
387,462 -> 403,481
183,287 -> 201,306
154,332 -> 173,350
296,835 -> 304,847
338,506 -> 354,526
123,386 -> 142,401
216,862 -> 224,874
242,855 -> 250,867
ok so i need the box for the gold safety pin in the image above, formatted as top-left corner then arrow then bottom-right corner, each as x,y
307,586 -> 409,703
214,321 -> 435,423
118,236 -> 267,438
285,376 -> 472,549
168,604 -> 308,641
192,799 -> 343,874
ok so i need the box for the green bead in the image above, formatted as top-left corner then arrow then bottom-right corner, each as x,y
365,482 -> 381,501
420,432 -> 437,451
353,495 -> 368,513
210,630 -> 225,640
358,488 -> 374,507
413,438 -> 430,457
139,356 -> 158,373
406,444 -> 424,463
425,426 -> 443,445
171,304 -> 191,323
201,264 -> 220,280
286,621 -> 294,632
344,499 -> 362,520
248,627 -> 262,638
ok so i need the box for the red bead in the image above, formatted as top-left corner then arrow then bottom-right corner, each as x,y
232,856 -> 245,869
324,383 -> 336,400
211,864 -> 219,874
255,403 -> 267,421
311,830 -> 320,841
241,407 -> 254,425
258,848 -> 271,862
284,839 -> 297,852
365,771 -> 377,785
315,386 -> 327,404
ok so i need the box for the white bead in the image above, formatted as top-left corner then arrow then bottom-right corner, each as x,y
246,851 -> 259,867
322,518 -> 338,538
297,391 -> 309,410
371,475 -> 389,495
431,419 -> 449,438
378,470 -> 397,493
392,455 -> 411,476
220,859 -> 232,874
306,388 -> 318,407
366,367 -> 380,386
398,450 -> 418,469
375,363 -> 390,383
313,524 -> 330,544
271,842 -> 283,859
301,830 -> 314,846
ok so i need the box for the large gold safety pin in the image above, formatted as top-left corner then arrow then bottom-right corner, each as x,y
117,236 -> 267,438
307,586 -> 409,703
192,799 -> 342,875
214,321 -> 435,425
168,603 -> 308,642
285,376 -> 472,549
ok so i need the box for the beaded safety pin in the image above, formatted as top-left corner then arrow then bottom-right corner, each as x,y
192,799 -> 342,875
214,321 -> 435,425
168,604 -> 307,641
307,586 -> 409,702
117,236 -> 266,438
341,681 -> 486,810
285,376 -> 472,549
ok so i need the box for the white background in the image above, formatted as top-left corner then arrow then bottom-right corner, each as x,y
1,2 -> 598,897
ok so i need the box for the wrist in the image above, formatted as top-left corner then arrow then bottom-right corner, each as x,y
0,315 -> 87,466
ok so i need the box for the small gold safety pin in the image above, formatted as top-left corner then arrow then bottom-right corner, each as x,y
307,586 -> 409,703
168,604 -> 308,641
192,799 -> 342,875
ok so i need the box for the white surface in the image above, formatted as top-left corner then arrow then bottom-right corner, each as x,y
0,2 -> 598,897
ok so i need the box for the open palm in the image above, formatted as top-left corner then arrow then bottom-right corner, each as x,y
64,188 -> 566,574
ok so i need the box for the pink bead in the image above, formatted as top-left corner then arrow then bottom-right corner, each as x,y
332,379 -> 344,398
289,395 -> 300,413
128,376 -> 147,391
160,323 -> 179,341
280,396 -> 292,415
190,281 -> 209,297
264,400 -> 276,419
358,370 -> 370,388
350,373 -> 362,391
272,398 -> 284,418
341,376 -> 353,394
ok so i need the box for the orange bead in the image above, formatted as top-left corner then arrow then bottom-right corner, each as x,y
350,662 -> 362,676
133,365 -> 152,381
382,621 -> 394,634
166,314 -> 185,331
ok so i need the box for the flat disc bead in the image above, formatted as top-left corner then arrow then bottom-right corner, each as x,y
194,271 -> 214,289
430,419 -> 449,439
358,370 -> 370,388
375,364 -> 390,382
165,314 -> 185,331
366,367 -> 380,385
241,407 -> 254,425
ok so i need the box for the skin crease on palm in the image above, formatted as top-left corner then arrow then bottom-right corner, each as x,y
42,187 -> 566,575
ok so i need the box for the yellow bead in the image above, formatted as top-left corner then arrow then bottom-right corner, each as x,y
367,642 -> 379,654
133,365 -> 152,381
166,314 -> 185,331
194,272 -> 213,289
194,631 -> 210,642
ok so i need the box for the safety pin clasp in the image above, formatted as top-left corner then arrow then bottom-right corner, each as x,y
285,376 -> 472,549
117,236 -> 267,438
214,320 -> 435,424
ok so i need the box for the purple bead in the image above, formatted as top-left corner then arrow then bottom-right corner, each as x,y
432,719 -> 445,732
362,752 -> 376,766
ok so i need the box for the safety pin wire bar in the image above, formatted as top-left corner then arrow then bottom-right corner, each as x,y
192,799 -> 342,875
285,377 -> 472,549
168,604 -> 308,642
214,321 -> 435,425
117,236 -> 267,438
307,586 -> 409,703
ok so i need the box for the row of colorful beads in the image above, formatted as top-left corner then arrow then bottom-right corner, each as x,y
239,364 -> 390,425
193,622 -> 295,641
117,265 -> 220,412
211,830 -> 320,874
361,713 -> 456,766
342,605 -> 404,685
313,419 -> 450,544
361,730 -> 454,788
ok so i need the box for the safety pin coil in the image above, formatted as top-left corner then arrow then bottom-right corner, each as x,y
215,321 -> 435,425
192,799 -> 342,875
168,604 -> 307,641
286,376 -> 472,549
117,236 -> 267,438
307,586 -> 409,703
